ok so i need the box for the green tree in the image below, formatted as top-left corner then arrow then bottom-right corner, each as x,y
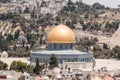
18,76 -> 25,80
24,6 -> 30,13
82,24 -> 88,30
14,30 -> 20,40
94,13 -> 98,18
0,39 -> 8,51
93,45 -> 102,52
49,54 -> 58,69
113,46 -> 120,59
0,60 -> 8,70
33,58 -> 44,74
92,2 -> 106,10
26,45 -> 29,50
93,37 -> 98,44
33,58 -> 40,74
0,0 -> 10,3
10,61 -> 27,73
85,14 -> 89,19
103,43 -> 109,49
13,45 -> 17,51
30,7 -> 35,19
6,34 -> 14,42
26,65 -> 34,75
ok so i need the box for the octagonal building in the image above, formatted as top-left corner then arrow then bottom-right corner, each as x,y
30,24 -> 94,71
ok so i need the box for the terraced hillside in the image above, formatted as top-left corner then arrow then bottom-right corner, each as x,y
0,21 -> 13,36
0,20 -> 22,36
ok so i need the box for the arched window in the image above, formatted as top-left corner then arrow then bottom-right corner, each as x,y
70,44 -> 73,49
54,43 -> 56,50
65,44 -> 67,49
60,44 -> 62,49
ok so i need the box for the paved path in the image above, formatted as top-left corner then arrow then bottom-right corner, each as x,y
95,59 -> 120,71
0,58 -> 120,71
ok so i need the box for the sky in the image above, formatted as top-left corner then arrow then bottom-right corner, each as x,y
82,0 -> 120,8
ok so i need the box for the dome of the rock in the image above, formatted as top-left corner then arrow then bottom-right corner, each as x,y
47,24 -> 75,43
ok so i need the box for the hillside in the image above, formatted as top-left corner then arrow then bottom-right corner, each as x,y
75,24 -> 120,48
0,20 -> 22,36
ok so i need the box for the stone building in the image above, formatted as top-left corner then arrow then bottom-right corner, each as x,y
30,24 -> 94,71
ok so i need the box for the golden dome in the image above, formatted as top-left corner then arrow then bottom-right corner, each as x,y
47,24 -> 75,43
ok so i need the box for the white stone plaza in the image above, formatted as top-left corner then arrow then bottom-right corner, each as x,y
0,58 -> 120,72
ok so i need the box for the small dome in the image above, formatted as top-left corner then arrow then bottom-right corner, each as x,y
47,24 -> 75,43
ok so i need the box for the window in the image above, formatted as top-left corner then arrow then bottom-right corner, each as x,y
65,44 -> 67,49
60,59 -> 62,64
82,59 -> 84,62
60,44 -> 62,49
73,58 -> 78,62
49,44 -> 51,49
54,44 -> 56,49
70,44 -> 73,49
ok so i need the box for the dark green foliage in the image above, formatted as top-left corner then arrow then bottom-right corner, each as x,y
14,30 -> 20,40
10,61 -> 27,72
0,13 -> 23,23
49,54 -> 58,69
85,14 -> 89,19
105,22 -> 119,31
33,58 -> 40,74
94,13 -> 99,18
112,46 -> 120,59
67,0 -> 73,5
26,33 -> 38,44
18,76 -> 25,80
82,24 -> 89,31
77,37 -> 98,49
0,60 -> 8,70
24,6 -> 30,13
93,45 -> 102,52
26,65 -> 34,75
66,21 -> 75,29
8,48 -> 30,57
37,13 -> 53,26
93,45 -> 120,59
33,58 -> 44,74
103,43 -> 109,49
6,34 -> 14,42
31,11 -> 35,19
0,0 -> 10,3
0,34 -> 8,51
13,45 -> 17,51
26,45 -> 29,50
92,2 -> 106,10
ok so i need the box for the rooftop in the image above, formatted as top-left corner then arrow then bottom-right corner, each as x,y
32,50 -> 93,55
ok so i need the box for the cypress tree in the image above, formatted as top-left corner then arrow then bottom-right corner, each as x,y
49,54 -> 58,69
33,58 -> 40,74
